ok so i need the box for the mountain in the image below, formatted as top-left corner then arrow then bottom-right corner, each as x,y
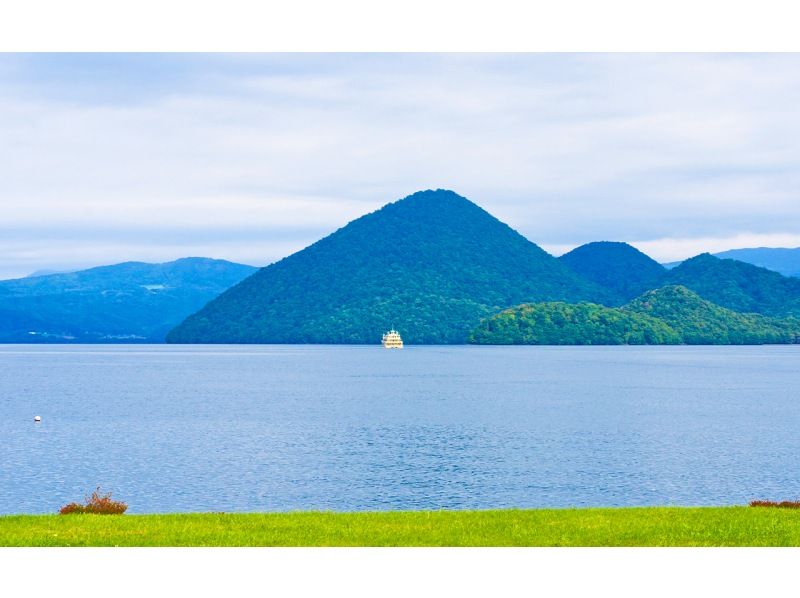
167,189 -> 612,344
664,247 -> 800,277
665,253 -> 800,317
624,285 -> 800,344
468,301 -> 681,345
711,247 -> 800,278
0,258 -> 257,342
577,249 -> 800,318
469,285 -> 800,345
559,241 -> 667,303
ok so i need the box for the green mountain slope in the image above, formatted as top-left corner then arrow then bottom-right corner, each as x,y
665,253 -> 800,317
0,258 -> 257,342
468,302 -> 681,345
469,285 -> 800,345
624,285 -> 800,344
167,190 -> 612,344
559,241 -> 667,303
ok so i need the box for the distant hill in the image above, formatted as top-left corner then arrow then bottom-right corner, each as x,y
711,247 -> 800,277
167,190 -> 612,344
25,268 -> 76,278
559,241 -> 667,303
0,258 -> 257,342
469,285 -> 800,345
665,253 -> 800,317
664,247 -> 800,277
468,301 -> 680,345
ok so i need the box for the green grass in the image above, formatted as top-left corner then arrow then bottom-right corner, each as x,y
2,507 -> 800,546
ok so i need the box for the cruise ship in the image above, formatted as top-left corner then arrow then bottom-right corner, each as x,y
381,329 -> 403,349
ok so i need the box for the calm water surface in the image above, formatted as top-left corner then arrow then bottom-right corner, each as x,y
1,344 -> 799,514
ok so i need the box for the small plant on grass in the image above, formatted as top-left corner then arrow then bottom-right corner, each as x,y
749,500 -> 800,509
59,487 -> 128,515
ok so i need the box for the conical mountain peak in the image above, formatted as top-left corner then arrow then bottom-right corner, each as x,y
168,190 -> 609,344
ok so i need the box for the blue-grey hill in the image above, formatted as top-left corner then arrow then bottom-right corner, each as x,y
0,258 -> 257,342
665,247 -> 800,277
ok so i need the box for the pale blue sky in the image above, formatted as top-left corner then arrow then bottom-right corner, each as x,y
2,53 -> 800,279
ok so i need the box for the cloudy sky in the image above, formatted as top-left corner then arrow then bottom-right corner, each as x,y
1,53 -> 799,279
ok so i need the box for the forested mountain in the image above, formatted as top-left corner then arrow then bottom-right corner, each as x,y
0,258 -> 257,342
167,189 -> 611,344
565,248 -> 800,318
558,243 -> 800,318
624,285 -> 800,344
665,247 -> 800,277
468,301 -> 680,345
8,191 -> 800,346
469,285 -> 800,345
559,241 -> 667,303
665,254 -> 800,317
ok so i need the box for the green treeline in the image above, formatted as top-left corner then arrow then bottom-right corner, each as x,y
469,301 -> 680,345
470,286 -> 800,345
624,285 -> 800,344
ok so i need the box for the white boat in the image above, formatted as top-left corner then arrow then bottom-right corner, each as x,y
382,329 -> 403,349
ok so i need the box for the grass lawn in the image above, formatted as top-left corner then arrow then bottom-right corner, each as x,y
2,507 -> 800,546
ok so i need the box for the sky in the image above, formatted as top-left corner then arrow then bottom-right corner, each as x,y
1,53 -> 800,279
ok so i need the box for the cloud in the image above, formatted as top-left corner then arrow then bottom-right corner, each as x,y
630,233 -> 800,263
0,53 -> 799,278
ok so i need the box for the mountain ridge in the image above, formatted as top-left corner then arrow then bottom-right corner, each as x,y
665,253 -> 800,317
557,243 -> 800,319
0,257 -> 257,342
664,247 -> 800,277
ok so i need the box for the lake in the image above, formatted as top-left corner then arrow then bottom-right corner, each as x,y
1,344 -> 799,514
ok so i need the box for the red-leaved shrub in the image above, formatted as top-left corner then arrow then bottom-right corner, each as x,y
59,487 -> 128,515
749,500 -> 800,509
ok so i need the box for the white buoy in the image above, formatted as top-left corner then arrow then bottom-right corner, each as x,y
34,416 -> 41,423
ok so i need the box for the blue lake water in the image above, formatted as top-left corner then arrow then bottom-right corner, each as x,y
1,344 -> 799,514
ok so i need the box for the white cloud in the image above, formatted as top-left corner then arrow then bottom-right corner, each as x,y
1,53 -> 799,278
630,234 -> 800,263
